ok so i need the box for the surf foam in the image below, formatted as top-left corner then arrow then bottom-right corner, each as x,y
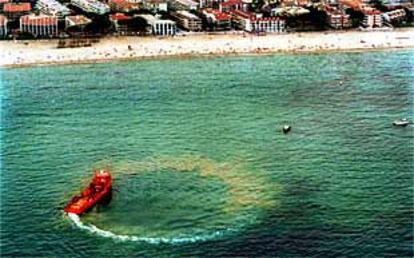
67,212 -> 227,244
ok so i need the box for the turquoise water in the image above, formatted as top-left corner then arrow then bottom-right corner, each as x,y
1,50 -> 413,257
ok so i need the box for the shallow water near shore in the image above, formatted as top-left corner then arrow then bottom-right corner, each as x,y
1,50 -> 413,257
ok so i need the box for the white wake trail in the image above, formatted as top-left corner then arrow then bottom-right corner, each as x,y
67,213 -> 227,244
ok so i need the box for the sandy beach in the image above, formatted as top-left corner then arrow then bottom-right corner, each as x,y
1,29 -> 414,67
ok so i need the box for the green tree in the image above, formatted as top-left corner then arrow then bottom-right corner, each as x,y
120,16 -> 148,32
346,8 -> 365,27
369,0 -> 388,12
16,31 -> 35,40
251,0 -> 265,12
85,15 -> 113,34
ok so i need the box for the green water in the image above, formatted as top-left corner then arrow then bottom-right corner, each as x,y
1,50 -> 413,257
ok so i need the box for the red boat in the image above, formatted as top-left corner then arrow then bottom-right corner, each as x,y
64,170 -> 112,215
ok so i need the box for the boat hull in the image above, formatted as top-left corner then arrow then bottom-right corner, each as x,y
393,122 -> 409,127
64,170 -> 112,215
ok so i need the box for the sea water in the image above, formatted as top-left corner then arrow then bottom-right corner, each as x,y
1,50 -> 413,257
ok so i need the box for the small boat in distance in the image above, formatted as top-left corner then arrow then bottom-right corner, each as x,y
393,118 -> 409,127
282,125 -> 292,134
64,170 -> 112,215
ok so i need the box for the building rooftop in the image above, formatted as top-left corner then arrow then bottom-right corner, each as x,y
176,10 -> 200,19
325,5 -> 347,14
145,0 -> 167,4
338,0 -> 360,8
232,9 -> 253,19
137,14 -> 157,22
110,12 -> 130,21
66,15 -> 91,26
20,15 -> 58,25
38,0 -> 71,13
233,10 -> 283,20
360,6 -> 382,14
109,0 -> 140,11
220,0 -> 243,7
203,8 -> 231,21
110,0 -> 126,3
72,0 -> 110,10
3,2 -> 31,12
138,14 -> 175,24
174,0 -> 198,7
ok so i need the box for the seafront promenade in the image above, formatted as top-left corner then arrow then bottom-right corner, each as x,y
1,28 -> 414,67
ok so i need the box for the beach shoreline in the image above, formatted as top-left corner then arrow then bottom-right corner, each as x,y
1,28 -> 414,68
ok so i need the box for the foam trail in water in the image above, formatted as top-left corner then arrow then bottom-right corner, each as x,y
67,213 -> 226,244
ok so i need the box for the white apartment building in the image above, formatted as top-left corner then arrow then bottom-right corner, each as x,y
171,0 -> 198,10
362,9 -> 383,28
143,0 -> 168,12
171,10 -> 202,31
71,0 -> 110,14
37,0 -> 71,19
138,14 -> 176,36
232,10 -> 286,33
20,14 -> 58,37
